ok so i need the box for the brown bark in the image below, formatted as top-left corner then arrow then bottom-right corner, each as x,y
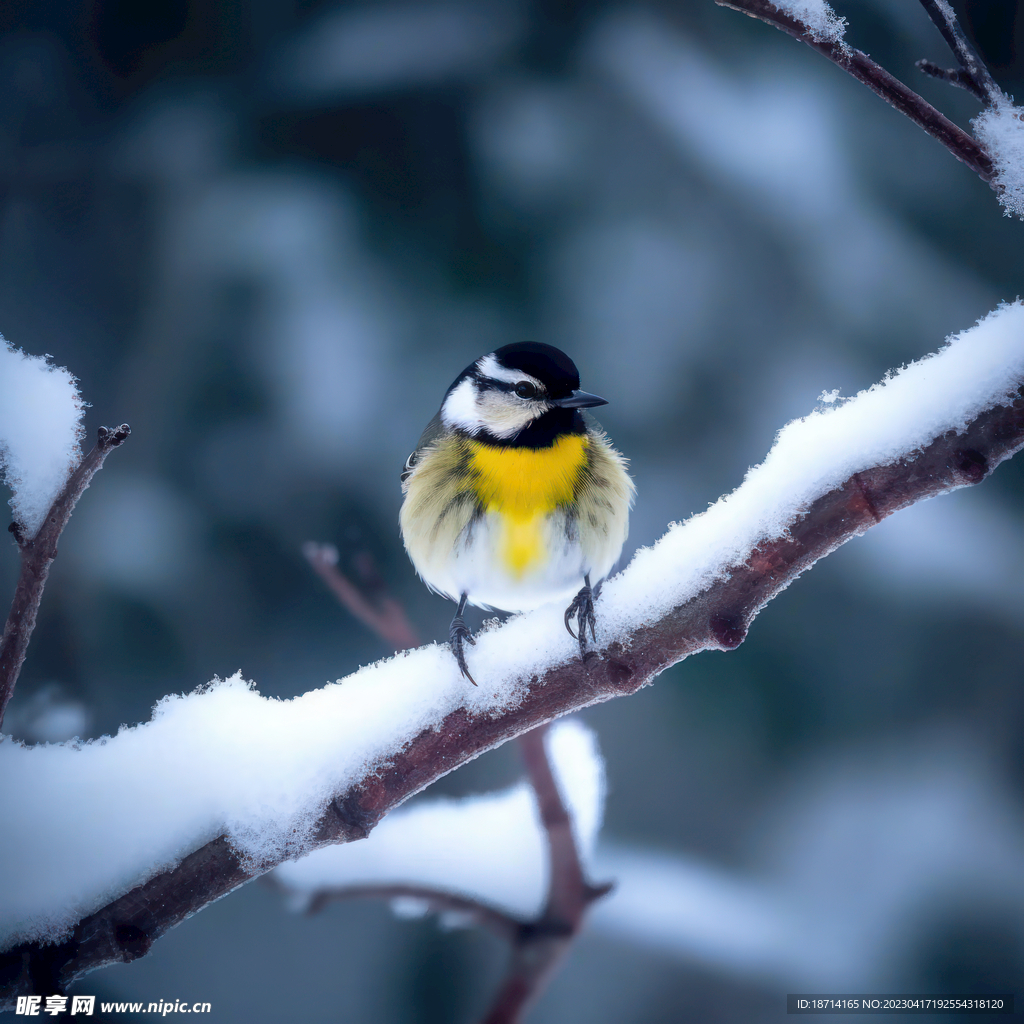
0,425 -> 131,728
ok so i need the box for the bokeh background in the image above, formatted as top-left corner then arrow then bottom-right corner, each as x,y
3,0 -> 1024,1020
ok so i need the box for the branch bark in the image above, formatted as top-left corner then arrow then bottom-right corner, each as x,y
717,0 -> 995,181
0,424 -> 131,728
299,883 -> 526,944
915,0 -> 1000,103
302,542 -> 420,652
479,728 -> 611,1024
4,386 -> 1023,1004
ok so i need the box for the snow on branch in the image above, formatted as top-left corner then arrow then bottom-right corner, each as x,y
732,0 -> 1024,218
0,340 -> 85,538
0,336 -> 130,725
275,719 -> 605,923
974,101 -> 1024,219
771,0 -> 846,46
5,303 -> 1024,1001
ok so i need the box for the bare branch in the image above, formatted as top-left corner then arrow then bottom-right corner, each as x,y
0,424 -> 131,727
916,0 -> 1000,103
478,728 -> 611,1024
303,542 -> 420,652
4,384 -> 1022,1003
915,59 -> 986,101
717,0 -> 995,181
293,882 -> 526,944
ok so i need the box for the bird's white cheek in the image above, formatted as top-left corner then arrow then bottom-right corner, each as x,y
441,379 -> 543,438
476,393 -> 540,437
441,378 -> 485,433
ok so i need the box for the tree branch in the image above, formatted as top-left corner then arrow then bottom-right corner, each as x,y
4,381 -> 1024,1004
289,881 -> 526,944
716,0 -> 995,181
0,424 -> 131,728
915,0 -> 1000,103
303,542 -> 420,652
479,728 -> 611,1024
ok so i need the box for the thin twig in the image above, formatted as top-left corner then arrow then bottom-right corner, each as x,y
303,542 -> 420,652
0,424 -> 130,728
479,728 -> 611,1024
296,882 -> 525,944
717,0 -> 994,181
5,386 -> 1024,999
916,0 -> 1000,103
915,60 -> 986,100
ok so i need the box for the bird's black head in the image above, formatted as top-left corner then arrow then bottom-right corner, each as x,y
490,342 -> 580,400
441,342 -> 607,447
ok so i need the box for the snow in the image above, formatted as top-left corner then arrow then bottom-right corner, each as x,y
0,339 -> 84,537
274,719 -> 604,920
599,300 -> 1024,638
772,0 -> 847,45
2,302 -> 1024,951
974,98 -> 1024,219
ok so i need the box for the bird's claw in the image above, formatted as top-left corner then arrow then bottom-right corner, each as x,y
449,615 -> 478,685
564,578 -> 597,658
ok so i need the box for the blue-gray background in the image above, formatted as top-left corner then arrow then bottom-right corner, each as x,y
2,0 -> 1024,1020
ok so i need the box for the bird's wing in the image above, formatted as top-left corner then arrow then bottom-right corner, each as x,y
401,412 -> 445,484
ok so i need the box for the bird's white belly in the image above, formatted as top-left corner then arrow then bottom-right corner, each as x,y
416,507 -> 617,613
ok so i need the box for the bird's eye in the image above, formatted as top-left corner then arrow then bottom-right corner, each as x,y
514,381 -> 538,400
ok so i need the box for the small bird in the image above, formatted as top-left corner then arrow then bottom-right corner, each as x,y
400,342 -> 634,684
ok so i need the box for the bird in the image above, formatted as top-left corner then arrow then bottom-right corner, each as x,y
399,342 -> 634,684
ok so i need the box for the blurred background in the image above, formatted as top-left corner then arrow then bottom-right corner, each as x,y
3,0 -> 1024,1020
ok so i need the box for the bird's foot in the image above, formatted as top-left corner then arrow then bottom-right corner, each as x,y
564,575 -> 598,658
449,615 -> 478,686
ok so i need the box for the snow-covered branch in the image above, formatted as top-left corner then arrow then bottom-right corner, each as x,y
717,0 -> 995,183
0,424 -> 130,726
4,304 -> 1024,1002
915,0 -> 1000,104
0,340 -> 130,725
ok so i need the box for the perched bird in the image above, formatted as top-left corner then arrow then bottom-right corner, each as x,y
400,342 -> 634,684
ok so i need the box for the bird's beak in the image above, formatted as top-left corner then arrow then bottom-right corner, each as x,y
551,390 -> 608,409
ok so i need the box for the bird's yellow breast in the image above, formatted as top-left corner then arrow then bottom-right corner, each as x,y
467,434 -> 587,576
